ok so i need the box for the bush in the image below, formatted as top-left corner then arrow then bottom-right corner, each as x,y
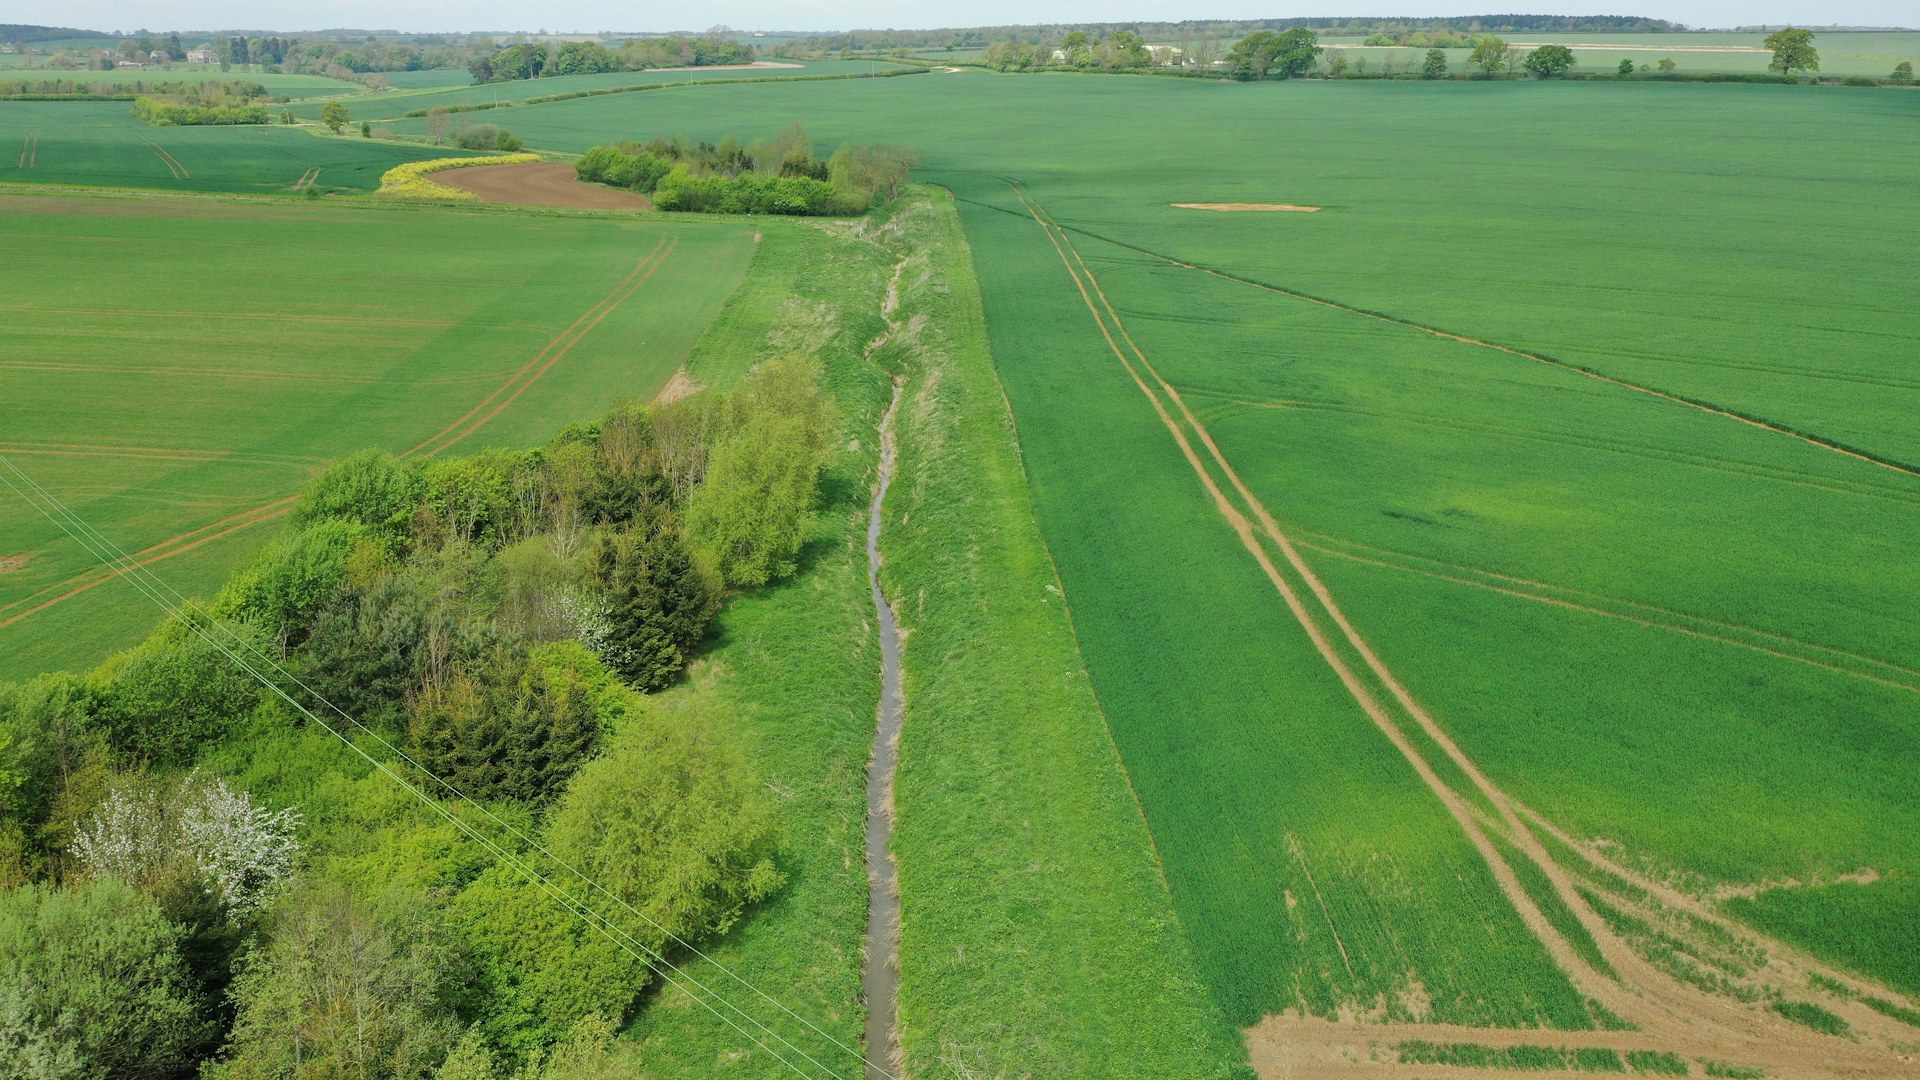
215,518 -> 368,647
685,355 -> 836,587
215,883 -> 464,1079
87,610 -> 265,763
291,448 -> 425,538
132,95 -> 267,125
544,694 -> 783,948
0,878 -> 208,1076
1893,61 -> 1914,85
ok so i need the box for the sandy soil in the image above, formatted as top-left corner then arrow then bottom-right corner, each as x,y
434,162 -> 652,211
1173,202 -> 1320,212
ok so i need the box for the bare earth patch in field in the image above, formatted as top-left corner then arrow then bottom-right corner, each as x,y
1173,202 -> 1320,212
0,556 -> 27,574
650,367 -> 702,406
433,162 -> 652,210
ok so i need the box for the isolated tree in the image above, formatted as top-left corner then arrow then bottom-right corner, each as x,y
1523,44 -> 1576,78
1764,27 -> 1819,74
359,120 -> 371,138
1423,49 -> 1448,78
1618,58 -> 1635,75
1658,57 -> 1677,72
1469,35 -> 1513,74
320,99 -> 348,133
1891,61 -> 1913,85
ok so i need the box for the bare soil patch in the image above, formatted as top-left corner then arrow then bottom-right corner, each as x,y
433,162 -> 652,211
1173,202 -> 1320,213
650,367 -> 701,407
0,556 -> 28,574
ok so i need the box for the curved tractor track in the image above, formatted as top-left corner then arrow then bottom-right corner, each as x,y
1011,182 -> 1920,1080
1,240 -> 677,638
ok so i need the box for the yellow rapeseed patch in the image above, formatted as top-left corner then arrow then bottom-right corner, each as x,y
376,153 -> 541,200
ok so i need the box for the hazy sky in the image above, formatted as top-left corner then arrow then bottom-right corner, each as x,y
17,1 -> 1913,34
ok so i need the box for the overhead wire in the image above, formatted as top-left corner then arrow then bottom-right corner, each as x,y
0,456 -> 894,1080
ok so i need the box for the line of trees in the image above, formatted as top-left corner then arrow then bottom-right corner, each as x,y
577,126 -> 919,215
468,32 -> 754,85
132,82 -> 271,125
0,356 -> 839,1075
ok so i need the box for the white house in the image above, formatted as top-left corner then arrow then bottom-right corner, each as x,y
187,47 -> 220,64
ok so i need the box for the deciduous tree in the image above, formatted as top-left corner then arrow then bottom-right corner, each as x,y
1469,35 -> 1513,74
320,100 -> 348,133
1523,44 -> 1576,78
1764,27 -> 1818,74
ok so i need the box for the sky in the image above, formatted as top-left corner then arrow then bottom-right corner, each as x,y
14,1 -> 1913,35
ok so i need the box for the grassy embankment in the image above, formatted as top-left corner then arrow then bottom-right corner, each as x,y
871,190 -> 1251,1075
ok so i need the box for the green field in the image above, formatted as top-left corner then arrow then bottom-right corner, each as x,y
0,194 -> 755,678
288,58 -> 917,124
1,67 -> 365,97
391,70 -> 1920,1018
3,52 -> 1917,1079
0,101 -> 471,192
1318,30 -> 1920,78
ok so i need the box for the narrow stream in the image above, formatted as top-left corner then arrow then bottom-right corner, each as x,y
862,376 -> 905,1080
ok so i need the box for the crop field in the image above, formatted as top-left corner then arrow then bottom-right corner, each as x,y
288,58 -> 917,123
0,101 -> 470,192
5,54 -> 1919,1080
0,68 -> 367,97
0,193 -> 754,677
382,70 -> 1920,1070
1317,30 -> 1920,77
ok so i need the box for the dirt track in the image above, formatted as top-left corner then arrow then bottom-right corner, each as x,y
434,162 -> 652,211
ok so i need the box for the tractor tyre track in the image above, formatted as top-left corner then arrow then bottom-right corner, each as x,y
2,241 -> 677,636
1012,182 -> 1920,1077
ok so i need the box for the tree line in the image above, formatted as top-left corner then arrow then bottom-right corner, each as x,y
131,81 -> 272,125
577,126 -> 919,215
0,355 -> 840,1076
467,33 -> 755,85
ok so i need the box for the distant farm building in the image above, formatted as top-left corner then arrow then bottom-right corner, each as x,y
187,47 -> 219,64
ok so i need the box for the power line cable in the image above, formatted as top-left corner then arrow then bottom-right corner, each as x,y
0,457 -> 876,1080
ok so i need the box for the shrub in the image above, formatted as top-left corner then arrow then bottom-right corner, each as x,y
0,878 -> 208,1076
215,883 -> 464,1079
1893,61 -> 1914,85
87,610 -> 265,763
684,355 -> 836,587
132,95 -> 267,125
215,518 -> 368,647
291,448 -> 425,537
544,695 -> 784,948
456,123 -> 500,150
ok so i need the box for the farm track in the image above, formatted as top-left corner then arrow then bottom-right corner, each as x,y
966,196 -> 1920,480
1,240 -> 678,636
1188,390 -> 1920,509
16,130 -> 37,169
404,236 -> 676,457
1011,181 -> 1920,1080
138,137 -> 190,180
1276,528 -> 1920,695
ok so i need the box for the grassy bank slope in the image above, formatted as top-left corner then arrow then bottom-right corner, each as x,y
877,189 -> 1248,1075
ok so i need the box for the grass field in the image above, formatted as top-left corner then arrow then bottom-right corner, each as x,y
397,71 -> 1920,1027
287,59 -> 917,124
0,67 -> 366,97
0,101 -> 469,192
0,193 -> 755,678
5,57 -> 1918,1076
1317,30 -> 1920,78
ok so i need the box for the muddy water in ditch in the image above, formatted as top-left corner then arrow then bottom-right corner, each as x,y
862,378 -> 904,1079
